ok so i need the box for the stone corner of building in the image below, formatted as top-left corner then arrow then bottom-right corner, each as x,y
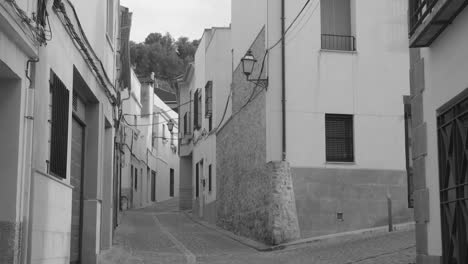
266,160 -> 301,245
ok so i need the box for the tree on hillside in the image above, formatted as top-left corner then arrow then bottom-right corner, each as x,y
130,32 -> 199,81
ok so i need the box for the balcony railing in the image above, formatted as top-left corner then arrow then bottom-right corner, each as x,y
409,0 -> 439,35
321,34 -> 356,52
409,0 -> 468,47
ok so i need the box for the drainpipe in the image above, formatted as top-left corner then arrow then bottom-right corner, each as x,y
281,0 -> 287,161
24,58 -> 39,264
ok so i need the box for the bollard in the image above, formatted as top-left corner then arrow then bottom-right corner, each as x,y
387,190 -> 393,232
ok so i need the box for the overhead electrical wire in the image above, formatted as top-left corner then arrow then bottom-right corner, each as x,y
268,0 -> 316,51
123,99 -> 193,117
285,0 -> 320,46
53,0 -> 117,105
5,0 -> 52,45
215,0 -> 318,132
124,0 -> 320,132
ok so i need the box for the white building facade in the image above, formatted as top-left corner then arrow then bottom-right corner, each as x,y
215,0 -> 414,244
1,0 -> 120,263
408,1 -> 468,264
119,70 -> 180,210
177,27 -> 231,224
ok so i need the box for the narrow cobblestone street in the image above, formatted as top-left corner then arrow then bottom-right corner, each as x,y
100,200 -> 416,264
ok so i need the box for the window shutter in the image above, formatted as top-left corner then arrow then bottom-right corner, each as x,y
198,92 -> 202,128
205,81 -> 213,118
50,72 -> 70,179
194,90 -> 199,129
325,114 -> 354,162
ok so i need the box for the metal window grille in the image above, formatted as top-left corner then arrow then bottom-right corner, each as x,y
184,113 -> 188,135
321,34 -> 356,51
437,89 -> 468,264
325,114 -> 354,162
205,81 -> 213,118
49,71 -> 70,179
37,0 -> 48,27
198,94 -> 202,127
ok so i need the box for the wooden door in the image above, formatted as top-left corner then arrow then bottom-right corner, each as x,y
70,118 -> 84,264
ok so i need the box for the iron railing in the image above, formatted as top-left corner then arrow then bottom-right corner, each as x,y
409,0 -> 439,35
321,34 -> 356,51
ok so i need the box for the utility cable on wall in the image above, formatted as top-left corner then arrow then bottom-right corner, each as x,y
53,0 -> 117,105
5,0 -> 52,45
268,0 -> 317,51
214,0 -> 319,133
123,99 -> 193,118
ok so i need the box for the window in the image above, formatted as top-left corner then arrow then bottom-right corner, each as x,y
194,89 -> 202,129
320,0 -> 355,51
37,0 -> 48,27
208,165 -> 212,192
198,92 -> 202,128
162,124 -> 166,139
106,0 -> 115,39
195,163 -> 199,198
134,167 -> 138,190
48,71 -> 70,179
325,114 -> 354,162
183,113 -> 188,135
170,169 -> 175,197
205,81 -> 213,118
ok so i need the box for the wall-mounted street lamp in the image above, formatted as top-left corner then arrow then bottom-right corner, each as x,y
241,50 -> 268,89
152,119 -> 175,142
167,119 -> 174,133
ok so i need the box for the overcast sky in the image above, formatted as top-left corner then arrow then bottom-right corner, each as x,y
120,0 -> 231,43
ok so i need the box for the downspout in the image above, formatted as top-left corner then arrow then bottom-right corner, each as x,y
24,58 -> 39,264
281,0 -> 287,161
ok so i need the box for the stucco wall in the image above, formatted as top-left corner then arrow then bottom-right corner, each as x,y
27,0 -> 118,262
231,0 -> 267,65
266,0 -> 410,166
416,6 -> 468,258
293,167 -> 412,238
0,4 -> 40,261
190,28 -> 231,221
30,172 -> 73,264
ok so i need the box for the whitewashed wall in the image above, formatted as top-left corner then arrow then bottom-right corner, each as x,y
419,7 -> 468,256
264,0 -> 409,169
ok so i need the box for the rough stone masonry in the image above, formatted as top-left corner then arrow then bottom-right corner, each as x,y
216,27 -> 300,245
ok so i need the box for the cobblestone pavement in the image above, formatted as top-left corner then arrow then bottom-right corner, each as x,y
100,199 -> 416,264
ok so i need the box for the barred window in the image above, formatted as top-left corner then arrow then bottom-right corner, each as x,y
183,113 -> 188,135
49,71 -> 70,179
325,114 -> 354,162
194,89 -> 202,129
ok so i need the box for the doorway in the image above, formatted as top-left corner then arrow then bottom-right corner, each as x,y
437,89 -> 468,264
70,117 -> 85,264
198,160 -> 204,218
151,170 -> 156,202
170,168 -> 175,197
